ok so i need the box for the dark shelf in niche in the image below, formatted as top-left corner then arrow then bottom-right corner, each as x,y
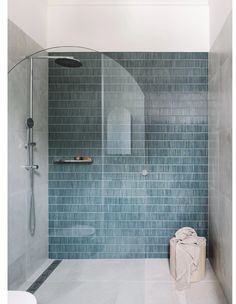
53,159 -> 93,164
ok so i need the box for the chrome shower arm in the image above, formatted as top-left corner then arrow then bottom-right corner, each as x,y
26,55 -> 75,60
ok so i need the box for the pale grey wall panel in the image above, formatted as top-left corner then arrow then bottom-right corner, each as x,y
8,20 -> 48,289
208,12 -> 232,304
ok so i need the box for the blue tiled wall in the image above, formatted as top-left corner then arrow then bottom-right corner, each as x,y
48,52 -> 208,259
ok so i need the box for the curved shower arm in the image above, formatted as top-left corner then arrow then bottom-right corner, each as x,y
26,55 -> 75,60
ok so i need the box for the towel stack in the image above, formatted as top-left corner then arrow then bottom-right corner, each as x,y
174,227 -> 201,290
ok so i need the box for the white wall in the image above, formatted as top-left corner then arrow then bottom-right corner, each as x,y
209,0 -> 232,47
8,0 -> 48,47
8,0 -> 210,51
47,1 -> 209,51
10,0 -> 233,53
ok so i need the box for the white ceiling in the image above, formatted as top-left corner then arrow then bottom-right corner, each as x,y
48,0 -> 209,6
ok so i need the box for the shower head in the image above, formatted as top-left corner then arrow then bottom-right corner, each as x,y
55,57 -> 82,68
26,118 -> 34,128
30,55 -> 82,68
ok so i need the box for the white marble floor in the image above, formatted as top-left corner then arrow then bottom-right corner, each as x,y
29,259 -> 227,304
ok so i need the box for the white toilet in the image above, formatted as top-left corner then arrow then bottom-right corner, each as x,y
8,291 -> 37,304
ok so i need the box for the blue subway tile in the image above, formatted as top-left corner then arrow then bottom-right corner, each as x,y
48,52 -> 208,259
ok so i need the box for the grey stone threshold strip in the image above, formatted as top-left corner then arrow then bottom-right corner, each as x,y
27,260 -> 62,294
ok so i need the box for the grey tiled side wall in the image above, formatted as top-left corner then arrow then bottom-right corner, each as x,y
208,13 -> 232,304
8,20 -> 48,289
48,52 -> 208,259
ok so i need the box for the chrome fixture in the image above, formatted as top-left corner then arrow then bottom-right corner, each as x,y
24,165 -> 39,170
141,170 -> 148,176
25,115 -> 39,236
25,54 -> 82,236
29,55 -> 82,68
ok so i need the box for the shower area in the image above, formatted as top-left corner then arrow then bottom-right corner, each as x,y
9,19 -> 231,302
47,50 -> 208,260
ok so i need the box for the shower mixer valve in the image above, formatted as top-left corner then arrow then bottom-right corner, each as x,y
141,170 -> 148,176
24,164 -> 39,170
24,142 -> 36,148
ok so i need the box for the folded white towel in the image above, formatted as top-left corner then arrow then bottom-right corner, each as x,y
174,227 -> 200,290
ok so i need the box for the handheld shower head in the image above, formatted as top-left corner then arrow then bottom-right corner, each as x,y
26,118 -> 34,128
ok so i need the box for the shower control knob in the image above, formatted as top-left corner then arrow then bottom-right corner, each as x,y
25,142 -> 36,148
24,164 -> 39,170
141,170 -> 148,176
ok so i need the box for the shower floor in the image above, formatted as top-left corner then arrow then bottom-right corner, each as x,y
27,259 -> 227,304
